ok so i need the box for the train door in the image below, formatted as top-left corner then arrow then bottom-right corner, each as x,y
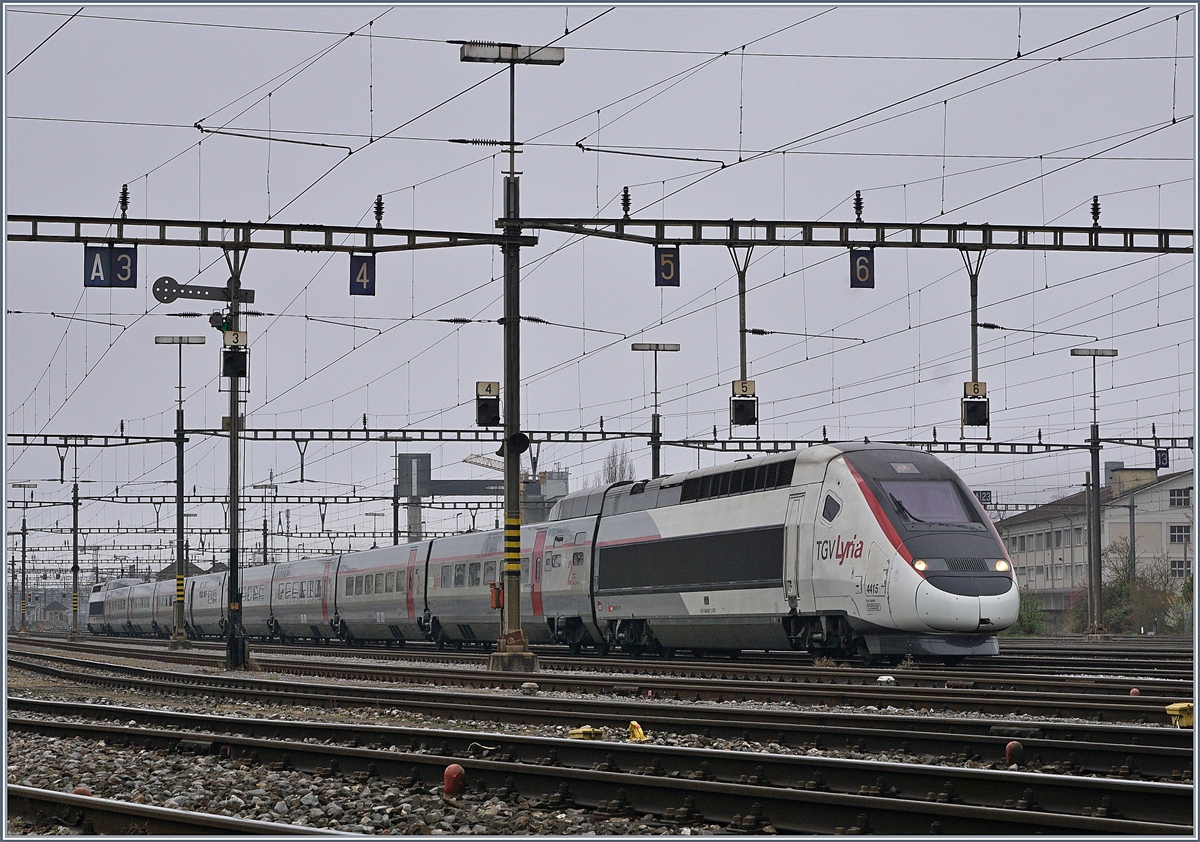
531,529 -> 547,618
787,486 -> 819,613
784,494 -> 805,600
405,547 -> 418,619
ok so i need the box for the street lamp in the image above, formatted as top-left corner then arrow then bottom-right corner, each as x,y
459,39 -> 564,674
631,343 -> 681,479
155,335 -> 205,649
11,483 -> 36,633
1070,347 -> 1118,633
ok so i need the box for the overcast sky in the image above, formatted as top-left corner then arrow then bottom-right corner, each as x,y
4,4 -> 1195,570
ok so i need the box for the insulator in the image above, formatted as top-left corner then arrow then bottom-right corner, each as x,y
374,194 -> 384,228
854,190 -> 864,223
1091,195 -> 1101,228
621,186 -> 631,218
119,184 -> 130,219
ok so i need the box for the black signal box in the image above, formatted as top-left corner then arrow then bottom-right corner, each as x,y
222,349 -> 248,378
730,395 -> 758,426
476,396 -> 501,427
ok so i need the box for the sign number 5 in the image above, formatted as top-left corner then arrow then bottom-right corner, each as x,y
655,246 -> 680,287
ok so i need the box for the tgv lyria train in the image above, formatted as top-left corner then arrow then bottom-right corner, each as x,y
89,443 -> 1019,661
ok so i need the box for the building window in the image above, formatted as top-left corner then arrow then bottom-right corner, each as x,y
1170,557 -> 1191,579
1169,487 -> 1192,508
1054,530 -> 1062,548
1035,565 -> 1044,575
1074,527 -> 1084,546
1018,535 -> 1026,552
1044,532 -> 1052,550
1169,525 -> 1191,544
1035,533 -> 1044,551
1064,529 -> 1072,547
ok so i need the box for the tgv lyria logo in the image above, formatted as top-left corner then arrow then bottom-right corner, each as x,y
816,535 -> 864,565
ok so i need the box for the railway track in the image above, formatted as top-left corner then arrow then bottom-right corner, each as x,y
6,784 -> 350,835
8,654 -> 1192,781
9,642 -> 1187,725
7,701 -> 1192,835
26,633 -> 1193,685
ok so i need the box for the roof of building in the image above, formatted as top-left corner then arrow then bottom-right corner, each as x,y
996,469 -> 1192,530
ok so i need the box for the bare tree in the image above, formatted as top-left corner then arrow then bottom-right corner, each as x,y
589,443 -> 637,486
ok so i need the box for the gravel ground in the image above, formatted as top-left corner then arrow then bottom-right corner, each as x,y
4,654 -> 1175,835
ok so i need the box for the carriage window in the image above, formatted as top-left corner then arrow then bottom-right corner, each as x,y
364,574 -> 373,595
454,564 -> 466,588
483,560 -> 497,583
574,532 -> 587,546
355,575 -> 364,596
375,573 -> 384,594
397,571 -> 406,593
441,565 -> 452,589
550,553 -> 563,569
385,571 -> 395,593
521,558 -> 529,584
572,552 -> 584,566
345,577 -> 353,597
822,494 -> 842,523
468,562 -> 481,587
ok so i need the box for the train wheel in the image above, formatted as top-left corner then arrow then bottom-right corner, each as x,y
942,656 -> 964,666
436,637 -> 446,651
568,639 -> 582,656
453,640 -> 463,652
596,642 -> 610,656
692,648 -> 706,658
661,648 -> 677,659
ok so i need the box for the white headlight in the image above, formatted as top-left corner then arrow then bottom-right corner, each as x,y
913,559 -> 927,572
995,559 -> 1010,572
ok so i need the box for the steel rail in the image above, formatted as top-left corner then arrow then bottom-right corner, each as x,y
52,638 -> 1194,698
5,784 -> 351,835
7,715 -> 1190,834
10,699 -> 1193,820
26,643 -> 1182,724
8,656 -> 1191,778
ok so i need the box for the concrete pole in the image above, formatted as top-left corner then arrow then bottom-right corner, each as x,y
1089,422 -> 1104,630
20,513 -> 27,634
70,481 -> 79,639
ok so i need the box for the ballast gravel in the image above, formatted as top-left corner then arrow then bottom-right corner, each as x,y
5,652 -> 1171,835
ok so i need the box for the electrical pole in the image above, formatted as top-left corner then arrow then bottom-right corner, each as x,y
1072,347 -> 1117,634
224,247 -> 249,670
460,41 -> 563,673
157,335 -> 204,650
70,477 -> 79,639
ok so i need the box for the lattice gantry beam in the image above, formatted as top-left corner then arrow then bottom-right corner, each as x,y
518,217 -> 1193,254
6,215 -> 536,253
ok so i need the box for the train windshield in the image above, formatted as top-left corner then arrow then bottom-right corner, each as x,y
879,480 -> 977,525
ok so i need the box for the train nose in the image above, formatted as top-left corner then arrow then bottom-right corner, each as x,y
914,580 -> 980,632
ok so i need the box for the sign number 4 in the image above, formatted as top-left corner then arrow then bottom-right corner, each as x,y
350,254 -> 376,296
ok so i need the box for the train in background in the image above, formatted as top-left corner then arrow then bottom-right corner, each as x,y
88,443 -> 1019,662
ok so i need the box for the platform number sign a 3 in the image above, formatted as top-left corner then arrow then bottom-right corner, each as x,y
850,248 -> 874,289
84,245 -> 137,288
350,254 -> 376,296
655,246 -> 680,287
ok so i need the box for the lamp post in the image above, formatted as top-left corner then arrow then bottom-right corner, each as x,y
12,483 -> 36,633
156,335 -> 205,650
1070,347 -> 1118,633
367,512 -> 385,547
460,40 -> 563,674
631,343 -> 680,478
